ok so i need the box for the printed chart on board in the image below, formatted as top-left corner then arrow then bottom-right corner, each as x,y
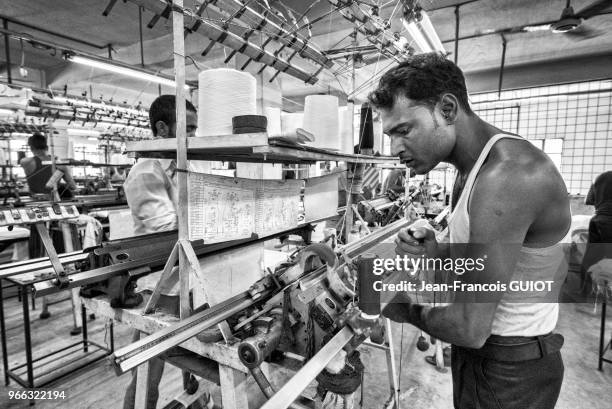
188,172 -> 302,242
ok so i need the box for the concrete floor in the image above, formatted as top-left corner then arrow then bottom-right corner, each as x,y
0,293 -> 610,409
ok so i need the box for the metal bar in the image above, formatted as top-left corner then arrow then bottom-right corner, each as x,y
102,0 -> 119,17
33,257 -> 158,297
250,366 -> 310,409
110,321 -> 115,352
1,14 -> 106,49
260,326 -> 355,409
82,304 -> 88,353
2,19 -> 11,84
112,290 -> 265,373
22,286 -> 34,388
138,5 -> 145,67
35,351 -> 110,388
454,5 -> 460,64
498,34 -> 507,98
384,318 -> 400,409
11,341 -> 84,372
0,280 -> 9,385
7,370 -> 30,388
600,301 -> 606,371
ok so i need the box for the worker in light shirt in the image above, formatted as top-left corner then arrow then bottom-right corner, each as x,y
122,95 -> 212,409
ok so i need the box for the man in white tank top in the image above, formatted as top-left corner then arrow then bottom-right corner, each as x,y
369,53 -> 570,409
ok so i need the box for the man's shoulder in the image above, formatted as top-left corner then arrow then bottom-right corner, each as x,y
128,159 -> 164,175
20,157 -> 34,165
125,160 -> 164,184
485,137 -> 562,189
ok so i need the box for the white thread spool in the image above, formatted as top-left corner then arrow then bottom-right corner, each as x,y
302,95 -> 340,151
339,106 -> 354,154
197,68 -> 257,136
281,112 -> 304,136
265,107 -> 282,137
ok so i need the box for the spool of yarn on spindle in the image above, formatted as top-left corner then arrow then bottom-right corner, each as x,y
265,107 -> 282,137
281,112 -> 304,136
339,105 -> 354,154
197,68 -> 256,136
302,95 -> 340,151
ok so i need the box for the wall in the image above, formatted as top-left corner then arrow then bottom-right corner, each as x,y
472,79 -> 612,195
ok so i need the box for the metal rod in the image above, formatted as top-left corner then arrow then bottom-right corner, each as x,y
22,286 -> 34,388
0,281 -> 9,385
250,367 -> 309,409
139,6 -> 145,67
102,0 -> 119,17
0,14 -> 106,49
112,290 -> 263,374
2,19 -> 11,84
454,5 -> 460,64
0,251 -> 87,280
260,326 -> 355,409
110,321 -> 115,352
82,304 -> 88,353
498,34 -> 507,99
599,301 -> 606,371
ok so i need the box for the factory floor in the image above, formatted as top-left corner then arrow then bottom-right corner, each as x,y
0,290 -> 610,409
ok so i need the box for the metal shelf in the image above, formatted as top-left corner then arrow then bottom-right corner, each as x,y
125,133 -> 399,165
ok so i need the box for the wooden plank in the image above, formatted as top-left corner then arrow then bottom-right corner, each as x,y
125,133 -> 268,152
172,0 -> 190,321
143,242 -> 180,314
80,296 -> 248,372
134,358 -> 150,409
218,365 -> 249,409
34,223 -> 65,277
125,135 -> 399,165
252,145 -> 399,164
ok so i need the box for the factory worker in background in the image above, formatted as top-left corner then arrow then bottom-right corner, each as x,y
122,95 -> 212,409
371,53 -> 570,409
20,132 -> 77,200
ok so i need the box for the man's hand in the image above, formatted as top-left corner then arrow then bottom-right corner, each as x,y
395,219 -> 438,259
381,291 -> 413,323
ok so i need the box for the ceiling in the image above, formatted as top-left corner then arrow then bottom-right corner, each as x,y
0,0 -> 611,110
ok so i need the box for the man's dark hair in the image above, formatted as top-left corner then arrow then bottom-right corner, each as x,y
28,133 -> 48,151
368,52 -> 472,113
149,95 -> 197,136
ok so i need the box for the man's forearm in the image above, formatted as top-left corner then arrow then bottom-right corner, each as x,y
407,304 -> 487,349
435,241 -> 450,259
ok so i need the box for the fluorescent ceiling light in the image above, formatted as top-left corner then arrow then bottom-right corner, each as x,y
402,11 -> 445,54
418,12 -> 445,52
68,55 -> 189,90
402,18 -> 433,53
67,128 -> 101,137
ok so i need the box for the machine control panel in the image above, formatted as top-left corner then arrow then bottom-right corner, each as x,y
0,204 -> 80,227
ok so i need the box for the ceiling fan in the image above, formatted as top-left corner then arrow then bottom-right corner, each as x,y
480,0 -> 611,39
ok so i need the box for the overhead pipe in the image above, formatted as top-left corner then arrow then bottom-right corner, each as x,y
454,5 -> 460,64
498,34 -> 507,98
2,19 -> 11,84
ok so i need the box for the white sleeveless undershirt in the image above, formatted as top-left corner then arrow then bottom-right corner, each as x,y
447,134 -> 566,336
